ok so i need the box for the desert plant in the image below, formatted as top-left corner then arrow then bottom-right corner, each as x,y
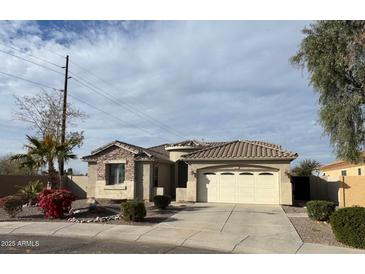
330,206 -> 365,249
291,159 -> 321,176
153,195 -> 171,209
38,189 -> 76,218
0,195 -> 26,218
306,200 -> 336,221
120,200 -> 146,221
18,180 -> 44,206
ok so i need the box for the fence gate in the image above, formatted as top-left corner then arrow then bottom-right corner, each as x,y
291,176 -> 310,201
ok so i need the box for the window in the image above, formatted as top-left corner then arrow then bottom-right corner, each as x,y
221,172 -> 234,175
358,168 -> 362,176
106,163 -> 125,185
239,172 -> 254,175
259,172 -> 274,175
153,166 -> 159,187
203,172 -> 216,176
341,170 -> 347,176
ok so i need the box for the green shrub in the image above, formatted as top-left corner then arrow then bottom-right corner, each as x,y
120,200 -> 146,221
330,207 -> 365,249
306,200 -> 336,221
0,195 -> 26,218
18,180 -> 44,206
153,195 -> 171,209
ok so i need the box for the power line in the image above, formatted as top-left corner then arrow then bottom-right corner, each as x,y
0,70 -> 172,142
0,49 -> 64,76
0,41 -> 63,69
68,93 -> 172,142
0,41 -> 187,139
0,71 -> 60,90
69,72 -> 187,139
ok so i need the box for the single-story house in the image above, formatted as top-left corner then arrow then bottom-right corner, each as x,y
320,159 -> 365,177
82,139 -> 298,205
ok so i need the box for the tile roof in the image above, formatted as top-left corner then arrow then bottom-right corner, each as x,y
182,140 -> 297,160
82,140 -> 171,162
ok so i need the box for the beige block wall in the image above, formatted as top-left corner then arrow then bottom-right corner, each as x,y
66,175 -> 88,198
87,163 -> 97,198
340,176 -> 365,207
183,160 -> 293,204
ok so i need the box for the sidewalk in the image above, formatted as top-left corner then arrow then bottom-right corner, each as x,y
0,221 -> 364,254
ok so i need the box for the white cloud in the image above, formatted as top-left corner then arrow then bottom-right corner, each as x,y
0,20 -> 334,172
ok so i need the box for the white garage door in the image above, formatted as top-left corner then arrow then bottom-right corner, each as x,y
198,170 -> 279,204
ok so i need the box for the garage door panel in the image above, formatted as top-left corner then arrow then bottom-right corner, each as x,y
198,172 -> 218,202
219,173 -> 236,203
237,173 -> 255,203
255,173 -> 277,204
198,169 -> 279,204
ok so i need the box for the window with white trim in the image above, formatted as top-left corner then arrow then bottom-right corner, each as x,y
106,163 -> 125,185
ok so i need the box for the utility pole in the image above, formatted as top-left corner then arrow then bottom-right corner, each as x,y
60,55 -> 69,186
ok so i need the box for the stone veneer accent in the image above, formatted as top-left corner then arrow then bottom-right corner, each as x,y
85,145 -> 136,182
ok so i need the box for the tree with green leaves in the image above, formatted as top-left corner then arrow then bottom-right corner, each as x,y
11,134 -> 82,188
0,154 -> 38,175
291,159 -> 321,177
291,21 -> 365,163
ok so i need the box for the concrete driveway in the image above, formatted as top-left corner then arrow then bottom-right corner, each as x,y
1,203 -> 363,253
157,203 -> 303,253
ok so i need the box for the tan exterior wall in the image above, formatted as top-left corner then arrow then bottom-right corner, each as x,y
322,165 -> 365,177
168,150 -> 196,162
340,176 -> 365,207
86,163 -> 97,198
135,162 -> 153,200
154,162 -> 172,197
65,175 -> 88,199
182,160 -> 293,205
0,175 -> 48,197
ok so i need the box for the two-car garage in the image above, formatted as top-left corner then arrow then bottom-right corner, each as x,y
198,169 -> 280,204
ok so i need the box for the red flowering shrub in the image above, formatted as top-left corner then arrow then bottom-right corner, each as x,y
38,189 -> 76,218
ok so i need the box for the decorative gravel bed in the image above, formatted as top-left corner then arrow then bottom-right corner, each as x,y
283,203 -> 344,247
0,199 -> 186,226
289,217 -> 344,247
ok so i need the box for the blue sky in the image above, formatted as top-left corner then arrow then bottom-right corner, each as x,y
0,20 -> 335,173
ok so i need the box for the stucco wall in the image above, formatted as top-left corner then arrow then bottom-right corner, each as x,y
154,162 -> 172,197
340,176 -> 365,207
182,160 -> 293,205
65,175 -> 88,199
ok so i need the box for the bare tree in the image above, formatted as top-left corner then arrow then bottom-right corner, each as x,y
13,89 -> 87,179
14,89 -> 87,142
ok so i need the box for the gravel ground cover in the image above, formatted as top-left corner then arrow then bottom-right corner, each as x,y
0,199 -> 186,226
282,203 -> 344,247
289,217 -> 344,247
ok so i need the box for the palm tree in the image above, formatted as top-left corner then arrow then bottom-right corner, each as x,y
12,135 -> 60,188
12,134 -> 82,188
56,136 -> 79,188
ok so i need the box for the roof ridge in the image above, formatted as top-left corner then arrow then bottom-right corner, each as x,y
183,140 -> 239,157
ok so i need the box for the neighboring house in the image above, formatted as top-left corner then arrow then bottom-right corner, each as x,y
82,139 -> 298,205
320,160 -> 365,177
